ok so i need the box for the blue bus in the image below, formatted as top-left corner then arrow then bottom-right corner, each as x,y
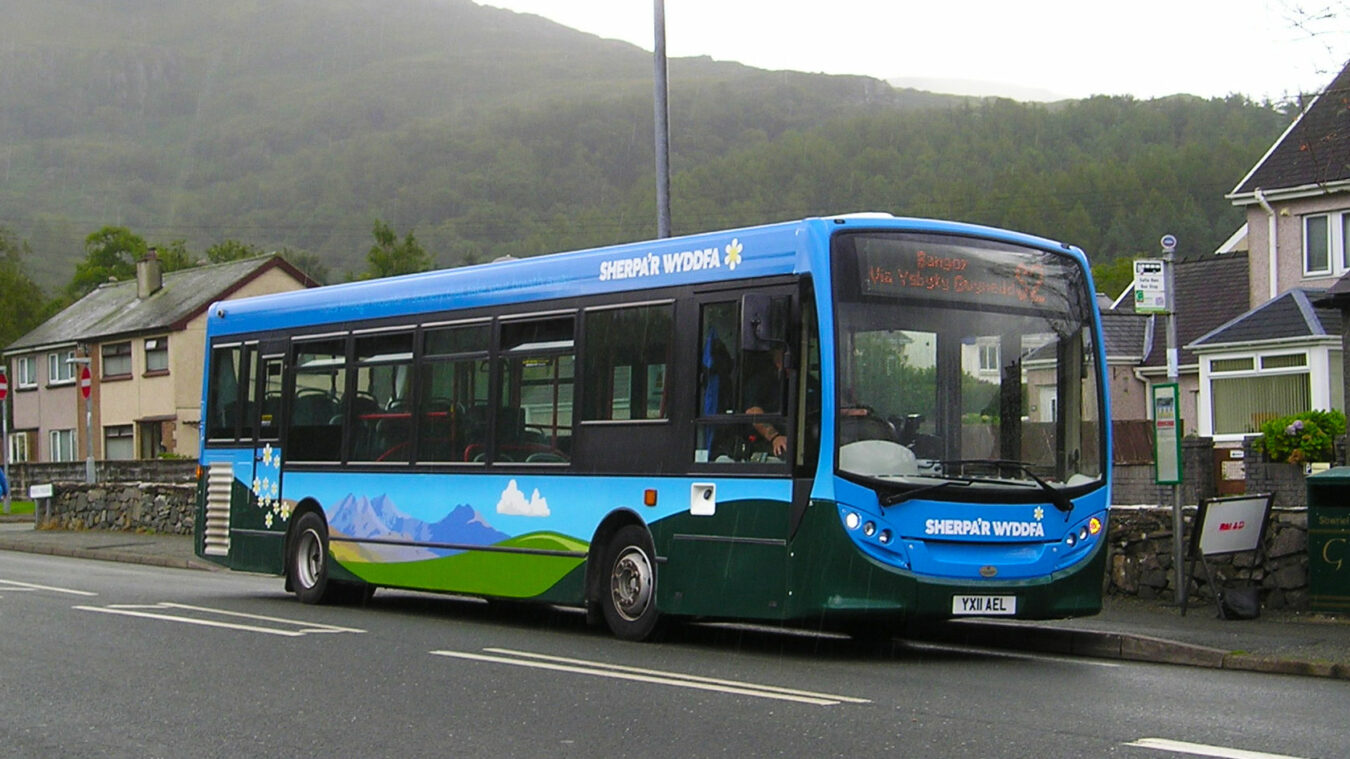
195,214 -> 1110,641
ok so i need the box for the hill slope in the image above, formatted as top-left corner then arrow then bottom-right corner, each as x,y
0,0 -> 1289,289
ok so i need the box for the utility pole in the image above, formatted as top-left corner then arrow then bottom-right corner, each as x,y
653,0 -> 672,238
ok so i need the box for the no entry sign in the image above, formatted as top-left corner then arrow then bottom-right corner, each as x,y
79,366 -> 92,399
0,374 -> 8,400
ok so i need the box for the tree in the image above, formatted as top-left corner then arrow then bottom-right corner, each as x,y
66,226 -> 145,300
206,239 -> 265,263
1091,256 -> 1139,301
0,227 -> 53,348
154,239 -> 196,272
362,219 -> 433,279
278,248 -> 331,285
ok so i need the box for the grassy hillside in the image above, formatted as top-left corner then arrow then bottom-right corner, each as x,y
0,0 -> 1289,291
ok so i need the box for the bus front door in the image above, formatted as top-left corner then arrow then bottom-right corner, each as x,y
234,348 -> 288,574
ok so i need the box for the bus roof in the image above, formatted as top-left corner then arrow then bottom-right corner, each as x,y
206,214 -> 1082,337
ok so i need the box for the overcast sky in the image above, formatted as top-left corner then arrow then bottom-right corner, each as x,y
479,0 -> 1348,101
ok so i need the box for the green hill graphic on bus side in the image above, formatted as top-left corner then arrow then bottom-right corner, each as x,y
335,532 -> 589,598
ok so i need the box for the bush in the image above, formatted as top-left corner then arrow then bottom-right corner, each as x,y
1252,409 -> 1346,464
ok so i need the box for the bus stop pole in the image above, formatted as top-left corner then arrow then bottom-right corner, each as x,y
1164,243 -> 1184,604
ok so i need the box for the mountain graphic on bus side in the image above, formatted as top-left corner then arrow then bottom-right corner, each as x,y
328,494 -> 508,561
322,492 -> 590,597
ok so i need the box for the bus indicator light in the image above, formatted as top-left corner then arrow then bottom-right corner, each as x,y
643,489 -> 657,507
1088,517 -> 1102,535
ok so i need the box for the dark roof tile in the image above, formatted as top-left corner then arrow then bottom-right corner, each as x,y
1232,59 -> 1350,196
4,256 -> 308,354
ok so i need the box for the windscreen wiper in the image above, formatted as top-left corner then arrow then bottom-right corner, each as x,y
937,459 -> 1074,515
879,479 -> 971,507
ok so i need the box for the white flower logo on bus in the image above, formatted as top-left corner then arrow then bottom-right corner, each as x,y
252,443 -> 291,528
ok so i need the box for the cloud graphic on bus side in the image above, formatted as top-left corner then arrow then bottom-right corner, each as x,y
497,479 -> 550,517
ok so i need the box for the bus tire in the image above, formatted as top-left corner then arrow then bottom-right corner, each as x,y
288,511 -> 335,604
601,525 -> 661,641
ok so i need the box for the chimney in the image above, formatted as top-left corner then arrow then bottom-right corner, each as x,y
137,248 -> 163,299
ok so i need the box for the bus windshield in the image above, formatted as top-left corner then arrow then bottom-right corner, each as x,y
832,231 -> 1104,494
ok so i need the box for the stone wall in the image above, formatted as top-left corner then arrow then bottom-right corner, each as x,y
1106,504 -> 1309,610
33,482 -> 196,535
8,460 -> 198,495
1111,437 -> 1215,506
1242,437 -> 1309,508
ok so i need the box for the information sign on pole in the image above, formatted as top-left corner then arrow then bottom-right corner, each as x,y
1133,259 -> 1167,314
1152,382 -> 1183,484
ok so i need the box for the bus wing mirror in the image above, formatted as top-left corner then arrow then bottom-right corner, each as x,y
740,293 -> 787,352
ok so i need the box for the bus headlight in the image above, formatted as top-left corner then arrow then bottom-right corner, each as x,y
845,511 -> 862,530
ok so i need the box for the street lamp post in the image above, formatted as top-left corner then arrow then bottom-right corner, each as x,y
653,0 -> 671,238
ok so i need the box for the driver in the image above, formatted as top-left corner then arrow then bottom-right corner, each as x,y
744,347 -> 788,457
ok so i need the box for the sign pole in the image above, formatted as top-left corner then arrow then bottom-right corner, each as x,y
1161,234 -> 1185,604
1,371 -> 9,515
81,365 -> 94,484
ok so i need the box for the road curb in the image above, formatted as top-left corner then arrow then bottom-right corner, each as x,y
0,537 -> 221,573
923,619 -> 1350,680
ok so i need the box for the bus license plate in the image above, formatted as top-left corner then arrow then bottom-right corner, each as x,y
952,595 -> 1017,615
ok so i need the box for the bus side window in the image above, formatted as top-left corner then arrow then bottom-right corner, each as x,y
290,338 -> 346,462
421,324 -> 491,464
206,345 -> 242,441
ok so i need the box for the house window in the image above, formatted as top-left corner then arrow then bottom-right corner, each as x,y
8,431 -> 30,463
1303,211 -> 1350,277
102,342 -> 133,378
104,424 -> 135,460
48,350 -> 75,384
978,340 -> 1000,373
1305,215 -> 1330,275
15,356 -> 37,388
1208,350 -> 1313,435
144,337 -> 169,374
49,429 -> 76,462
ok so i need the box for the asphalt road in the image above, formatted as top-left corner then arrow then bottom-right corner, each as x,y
1,551 -> 1345,759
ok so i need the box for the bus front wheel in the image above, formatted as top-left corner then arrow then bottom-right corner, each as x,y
601,526 -> 661,641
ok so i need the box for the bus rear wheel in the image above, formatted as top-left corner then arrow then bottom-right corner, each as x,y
288,512 -> 375,605
601,526 -> 661,641
288,512 -> 333,604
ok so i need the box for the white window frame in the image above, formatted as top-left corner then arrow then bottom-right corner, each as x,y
8,431 -> 29,463
15,355 -> 37,388
1199,345 -> 1339,441
49,428 -> 76,462
48,350 -> 75,384
1303,210 -> 1350,277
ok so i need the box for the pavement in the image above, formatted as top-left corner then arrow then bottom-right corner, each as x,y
3,514 -> 1348,679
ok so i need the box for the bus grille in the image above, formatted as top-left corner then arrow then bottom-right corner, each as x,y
203,463 -> 233,556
